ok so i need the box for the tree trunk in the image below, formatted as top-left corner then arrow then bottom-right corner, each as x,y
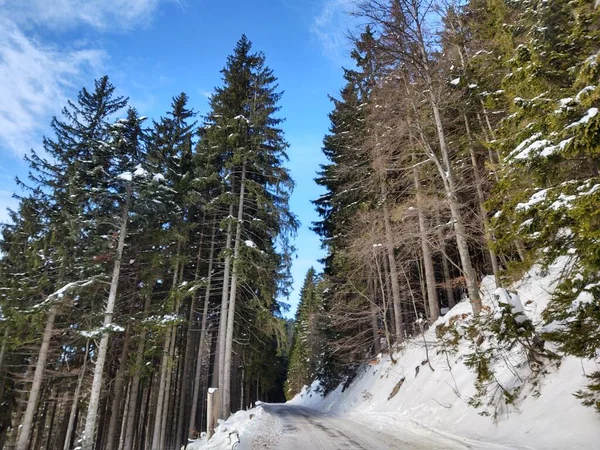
382,192 -> 404,341
117,381 -> 131,450
407,8 -> 482,315
159,325 -> 177,450
81,182 -> 132,450
176,216 -> 206,445
435,212 -> 456,309
32,388 -> 48,450
223,162 -> 247,418
151,252 -> 181,450
150,330 -> 170,450
412,158 -> 440,323
369,295 -> 381,356
160,250 -> 185,450
0,327 -> 9,406
105,330 -> 131,450
0,327 -> 7,376
215,178 -> 236,391
45,391 -> 58,450
63,339 -> 90,450
427,92 -> 482,315
16,305 -> 58,450
374,251 -> 395,359
189,222 -> 216,437
122,293 -> 151,450
463,114 -> 500,283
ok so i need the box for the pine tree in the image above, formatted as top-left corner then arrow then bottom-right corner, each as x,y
8,76 -> 128,450
81,108 -> 149,450
284,268 -> 322,399
484,0 -> 600,410
202,34 -> 297,418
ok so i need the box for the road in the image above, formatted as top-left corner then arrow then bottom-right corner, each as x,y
257,403 -> 463,450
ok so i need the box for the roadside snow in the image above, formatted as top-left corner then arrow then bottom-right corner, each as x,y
186,405 -> 281,450
291,257 -> 600,449
190,259 -> 599,449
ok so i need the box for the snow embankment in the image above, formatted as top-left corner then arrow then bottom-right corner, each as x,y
186,403 -> 281,450
291,258 -> 600,449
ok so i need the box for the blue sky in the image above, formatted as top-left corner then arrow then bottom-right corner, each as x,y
0,0 -> 357,316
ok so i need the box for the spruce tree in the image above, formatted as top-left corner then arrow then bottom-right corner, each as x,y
485,0 -> 600,410
202,34 -> 297,417
285,268 -> 322,399
7,76 -> 128,450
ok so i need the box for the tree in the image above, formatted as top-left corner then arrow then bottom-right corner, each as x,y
10,76 -> 127,450
284,268 -> 322,399
81,108 -> 148,450
201,34 -> 297,418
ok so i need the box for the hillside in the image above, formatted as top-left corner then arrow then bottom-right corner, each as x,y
290,258 -> 600,449
192,257 -> 600,449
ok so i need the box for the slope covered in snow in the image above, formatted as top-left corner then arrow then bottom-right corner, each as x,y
291,258 -> 600,449
188,259 -> 600,449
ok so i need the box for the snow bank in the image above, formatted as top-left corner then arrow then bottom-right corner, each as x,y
291,258 -> 600,449
186,405 -> 281,450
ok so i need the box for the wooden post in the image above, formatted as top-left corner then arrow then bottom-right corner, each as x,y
206,387 -> 219,440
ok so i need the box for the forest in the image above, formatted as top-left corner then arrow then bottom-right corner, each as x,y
285,0 -> 600,418
1,0 -> 600,449
0,35 -> 295,450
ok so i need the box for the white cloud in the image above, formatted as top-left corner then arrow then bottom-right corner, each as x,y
0,0 -> 171,156
0,0 -> 164,31
0,18 -> 105,156
311,0 -> 356,62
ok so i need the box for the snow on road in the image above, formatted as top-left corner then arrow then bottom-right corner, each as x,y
189,402 -> 493,450
259,403 -> 463,449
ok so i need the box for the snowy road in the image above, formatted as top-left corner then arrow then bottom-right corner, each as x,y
258,404 -> 463,450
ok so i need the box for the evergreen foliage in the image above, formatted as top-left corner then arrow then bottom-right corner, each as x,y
0,35 -> 296,449
284,268 -> 323,399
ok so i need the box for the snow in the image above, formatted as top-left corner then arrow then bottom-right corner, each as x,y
188,260 -> 600,450
540,137 -> 573,157
515,188 -> 547,211
575,86 -> 596,101
289,258 -> 600,449
549,193 -> 577,210
153,173 -> 165,182
568,289 -> 594,314
450,77 -> 460,85
494,288 -> 527,324
187,405 -> 281,450
519,218 -> 533,229
555,96 -> 578,113
508,132 -> 541,159
143,314 -> 180,325
25,278 -> 98,311
244,240 -> 257,248
78,323 -> 125,338
233,114 -> 250,123
117,172 -> 132,182
512,138 -> 552,160
566,107 -> 598,129
133,164 -> 149,178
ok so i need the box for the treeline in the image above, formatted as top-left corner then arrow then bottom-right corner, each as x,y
0,35 -> 295,449
285,0 -> 600,409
